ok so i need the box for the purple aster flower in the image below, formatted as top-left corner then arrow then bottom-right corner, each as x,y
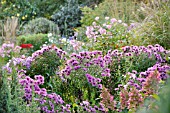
98,84 -> 102,89
74,65 -> 81,70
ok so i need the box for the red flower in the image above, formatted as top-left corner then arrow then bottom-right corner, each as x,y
20,44 -> 33,48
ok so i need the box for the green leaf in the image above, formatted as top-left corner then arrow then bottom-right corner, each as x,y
152,94 -> 160,101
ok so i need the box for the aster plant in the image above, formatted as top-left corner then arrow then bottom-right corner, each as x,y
85,17 -> 137,53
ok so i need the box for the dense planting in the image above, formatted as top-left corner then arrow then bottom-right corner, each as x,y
0,0 -> 170,113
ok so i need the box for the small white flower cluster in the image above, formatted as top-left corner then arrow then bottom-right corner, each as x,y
48,33 -> 58,44
41,33 -> 58,48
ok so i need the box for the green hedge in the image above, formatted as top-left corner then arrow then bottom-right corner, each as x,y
17,33 -> 49,52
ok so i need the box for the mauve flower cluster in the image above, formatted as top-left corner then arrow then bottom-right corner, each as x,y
0,43 -> 21,58
100,86 -> 143,112
18,70 -> 70,113
3,45 -> 67,75
120,63 -> 170,92
126,87 -> 143,111
102,44 -> 170,112
86,17 -> 134,41
142,71 -> 161,95
127,23 -> 138,31
86,73 -> 102,89
16,45 -> 66,69
120,89 -> 129,110
115,66 -> 169,112
60,51 -> 111,89
2,61 -> 12,73
117,71 -> 162,111
79,101 -> 106,113
69,39 -> 84,51
120,44 -> 169,63
139,63 -> 170,80
100,87 -> 117,111
102,71 -> 161,111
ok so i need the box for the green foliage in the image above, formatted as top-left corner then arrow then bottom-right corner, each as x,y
0,0 -> 66,22
0,20 -> 4,43
129,0 -> 170,49
103,49 -> 157,96
0,49 -> 39,113
55,70 -> 100,103
22,18 -> 60,35
137,72 -> 170,113
51,0 -> 82,36
80,0 -> 141,27
30,0 -> 65,19
0,69 -> 40,113
32,0 -> 103,19
17,34 -> 49,53
84,17 -> 131,54
0,0 -> 38,21
26,50 -> 62,90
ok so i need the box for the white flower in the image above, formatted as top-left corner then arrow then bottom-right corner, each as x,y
49,39 -> 53,43
95,17 -> 99,21
105,17 -> 110,20
43,44 -> 47,47
61,38 -> 67,43
124,85 -> 128,90
123,23 -> 128,27
48,33 -> 52,37
92,22 -> 96,26
74,32 -> 78,37
131,73 -> 136,80
103,23 -> 106,26
118,20 -> 122,23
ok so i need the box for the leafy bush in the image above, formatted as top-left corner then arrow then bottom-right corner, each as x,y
102,44 -> 170,97
17,33 -> 49,53
22,18 -> 60,35
4,45 -> 107,112
57,51 -> 110,103
2,42 -> 170,113
51,0 -> 82,36
26,50 -> 62,89
0,0 -> 38,21
84,17 -> 132,54
14,45 -> 67,91
100,65 -> 170,112
31,0 -> 65,19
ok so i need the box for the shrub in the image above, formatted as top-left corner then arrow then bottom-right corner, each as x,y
51,0 -> 82,36
84,17 -> 132,54
100,67 -> 170,112
22,17 -> 60,35
102,44 -> 170,97
32,0 -> 65,19
26,50 -> 62,89
3,45 -> 107,112
56,51 -> 111,103
0,67 -> 40,113
0,0 -> 38,21
14,45 -> 67,91
17,33 -> 49,53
